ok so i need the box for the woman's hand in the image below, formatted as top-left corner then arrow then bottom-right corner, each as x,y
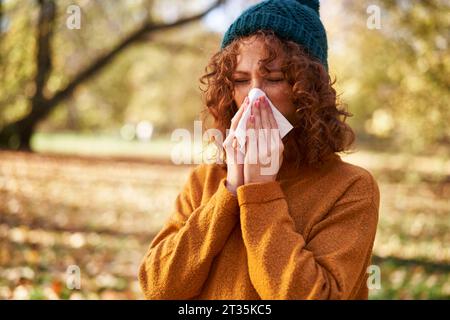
222,96 -> 249,195
244,96 -> 284,184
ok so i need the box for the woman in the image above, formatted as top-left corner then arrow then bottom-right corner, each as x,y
138,0 -> 380,300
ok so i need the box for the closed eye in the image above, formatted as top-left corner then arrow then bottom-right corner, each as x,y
233,78 -> 283,82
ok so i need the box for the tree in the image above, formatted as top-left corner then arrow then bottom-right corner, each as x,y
0,0 -> 225,150
333,0 -> 449,154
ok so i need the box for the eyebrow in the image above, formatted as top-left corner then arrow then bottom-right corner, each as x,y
233,69 -> 283,74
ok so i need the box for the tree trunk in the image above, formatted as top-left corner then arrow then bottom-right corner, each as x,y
0,0 -> 55,150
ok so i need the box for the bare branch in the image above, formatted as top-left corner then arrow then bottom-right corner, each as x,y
47,0 -> 224,107
33,0 -> 56,102
0,0 -> 226,149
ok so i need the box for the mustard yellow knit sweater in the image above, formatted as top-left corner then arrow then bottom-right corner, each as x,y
138,154 -> 380,299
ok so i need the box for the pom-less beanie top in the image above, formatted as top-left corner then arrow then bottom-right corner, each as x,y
221,0 -> 328,71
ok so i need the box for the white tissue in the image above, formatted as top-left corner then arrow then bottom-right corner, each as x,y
233,88 -> 293,154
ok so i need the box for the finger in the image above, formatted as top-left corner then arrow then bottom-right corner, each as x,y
230,97 -> 249,131
246,115 -> 258,165
253,99 -> 266,166
253,98 -> 261,131
236,148 -> 245,166
264,100 -> 279,152
259,97 -> 271,147
255,96 -> 268,141
247,113 -> 255,132
266,100 -> 278,130
270,127 -> 281,154
260,97 -> 271,131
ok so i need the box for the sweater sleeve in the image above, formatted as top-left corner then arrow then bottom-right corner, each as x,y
236,174 -> 380,300
138,166 -> 239,299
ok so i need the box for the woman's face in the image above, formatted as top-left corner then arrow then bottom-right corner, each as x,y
232,37 -> 296,122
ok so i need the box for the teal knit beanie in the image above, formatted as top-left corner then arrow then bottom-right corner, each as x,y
221,0 -> 328,71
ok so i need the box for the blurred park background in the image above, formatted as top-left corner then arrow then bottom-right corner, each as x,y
0,0 -> 449,299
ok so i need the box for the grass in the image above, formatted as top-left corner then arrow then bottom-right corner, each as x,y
31,132 -> 173,159
0,132 -> 448,299
31,132 -> 218,166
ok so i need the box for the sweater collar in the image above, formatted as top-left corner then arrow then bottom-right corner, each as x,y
276,153 -> 341,182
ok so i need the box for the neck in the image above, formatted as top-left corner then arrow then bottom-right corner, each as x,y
276,153 -> 340,182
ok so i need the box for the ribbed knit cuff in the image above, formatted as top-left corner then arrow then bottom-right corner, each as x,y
237,181 -> 285,205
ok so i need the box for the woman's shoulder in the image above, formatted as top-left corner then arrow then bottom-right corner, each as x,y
183,162 -> 227,200
331,154 -> 377,183
328,154 -> 380,208
188,162 -> 227,184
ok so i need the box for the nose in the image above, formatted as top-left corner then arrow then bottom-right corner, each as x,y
250,77 -> 264,92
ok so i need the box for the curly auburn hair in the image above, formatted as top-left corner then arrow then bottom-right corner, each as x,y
199,29 -> 355,170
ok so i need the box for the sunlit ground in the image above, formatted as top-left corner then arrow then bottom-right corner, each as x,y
0,133 -> 449,299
